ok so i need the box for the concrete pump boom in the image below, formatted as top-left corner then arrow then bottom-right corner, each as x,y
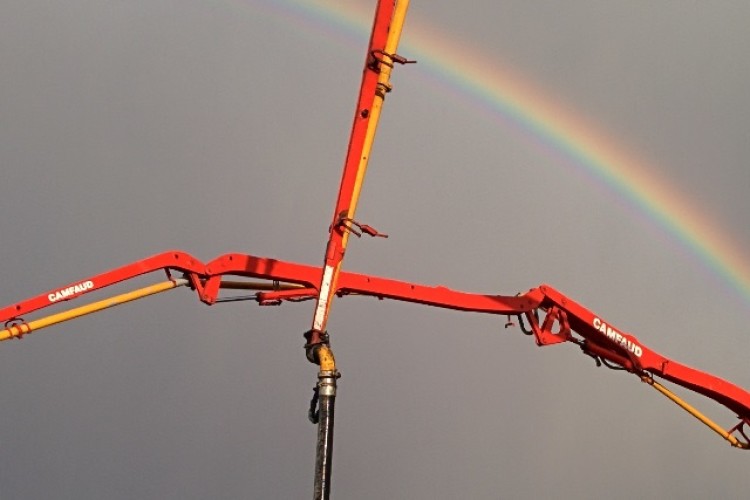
1,250 -> 748,450
2,1 -> 748,499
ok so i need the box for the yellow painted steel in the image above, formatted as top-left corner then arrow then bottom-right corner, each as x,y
311,0 -> 411,364
322,0 -> 411,340
317,346 -> 337,372
641,376 -> 749,449
0,279 -> 188,342
342,0 -> 411,252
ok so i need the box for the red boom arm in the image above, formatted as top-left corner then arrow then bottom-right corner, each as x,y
1,250 -> 748,448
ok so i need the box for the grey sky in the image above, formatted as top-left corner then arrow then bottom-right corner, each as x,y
1,1 -> 749,498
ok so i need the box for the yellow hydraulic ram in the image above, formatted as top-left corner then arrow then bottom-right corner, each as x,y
311,0 -> 412,340
309,3 -> 411,499
341,0 -> 412,249
0,279 -> 189,341
641,375 -> 750,449
0,278 -> 308,341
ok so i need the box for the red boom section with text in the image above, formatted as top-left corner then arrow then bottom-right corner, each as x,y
1,250 -> 748,448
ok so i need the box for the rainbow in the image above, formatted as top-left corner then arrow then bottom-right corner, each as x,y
239,0 -> 750,303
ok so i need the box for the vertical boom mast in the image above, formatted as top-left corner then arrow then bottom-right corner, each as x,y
309,0 -> 410,349
305,2 -> 411,499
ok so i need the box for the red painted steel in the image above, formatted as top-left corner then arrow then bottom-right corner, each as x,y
0,251 -> 204,321
310,0 -> 397,335
2,250 -> 749,427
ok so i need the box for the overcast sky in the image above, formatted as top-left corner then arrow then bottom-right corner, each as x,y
1,1 -> 749,499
